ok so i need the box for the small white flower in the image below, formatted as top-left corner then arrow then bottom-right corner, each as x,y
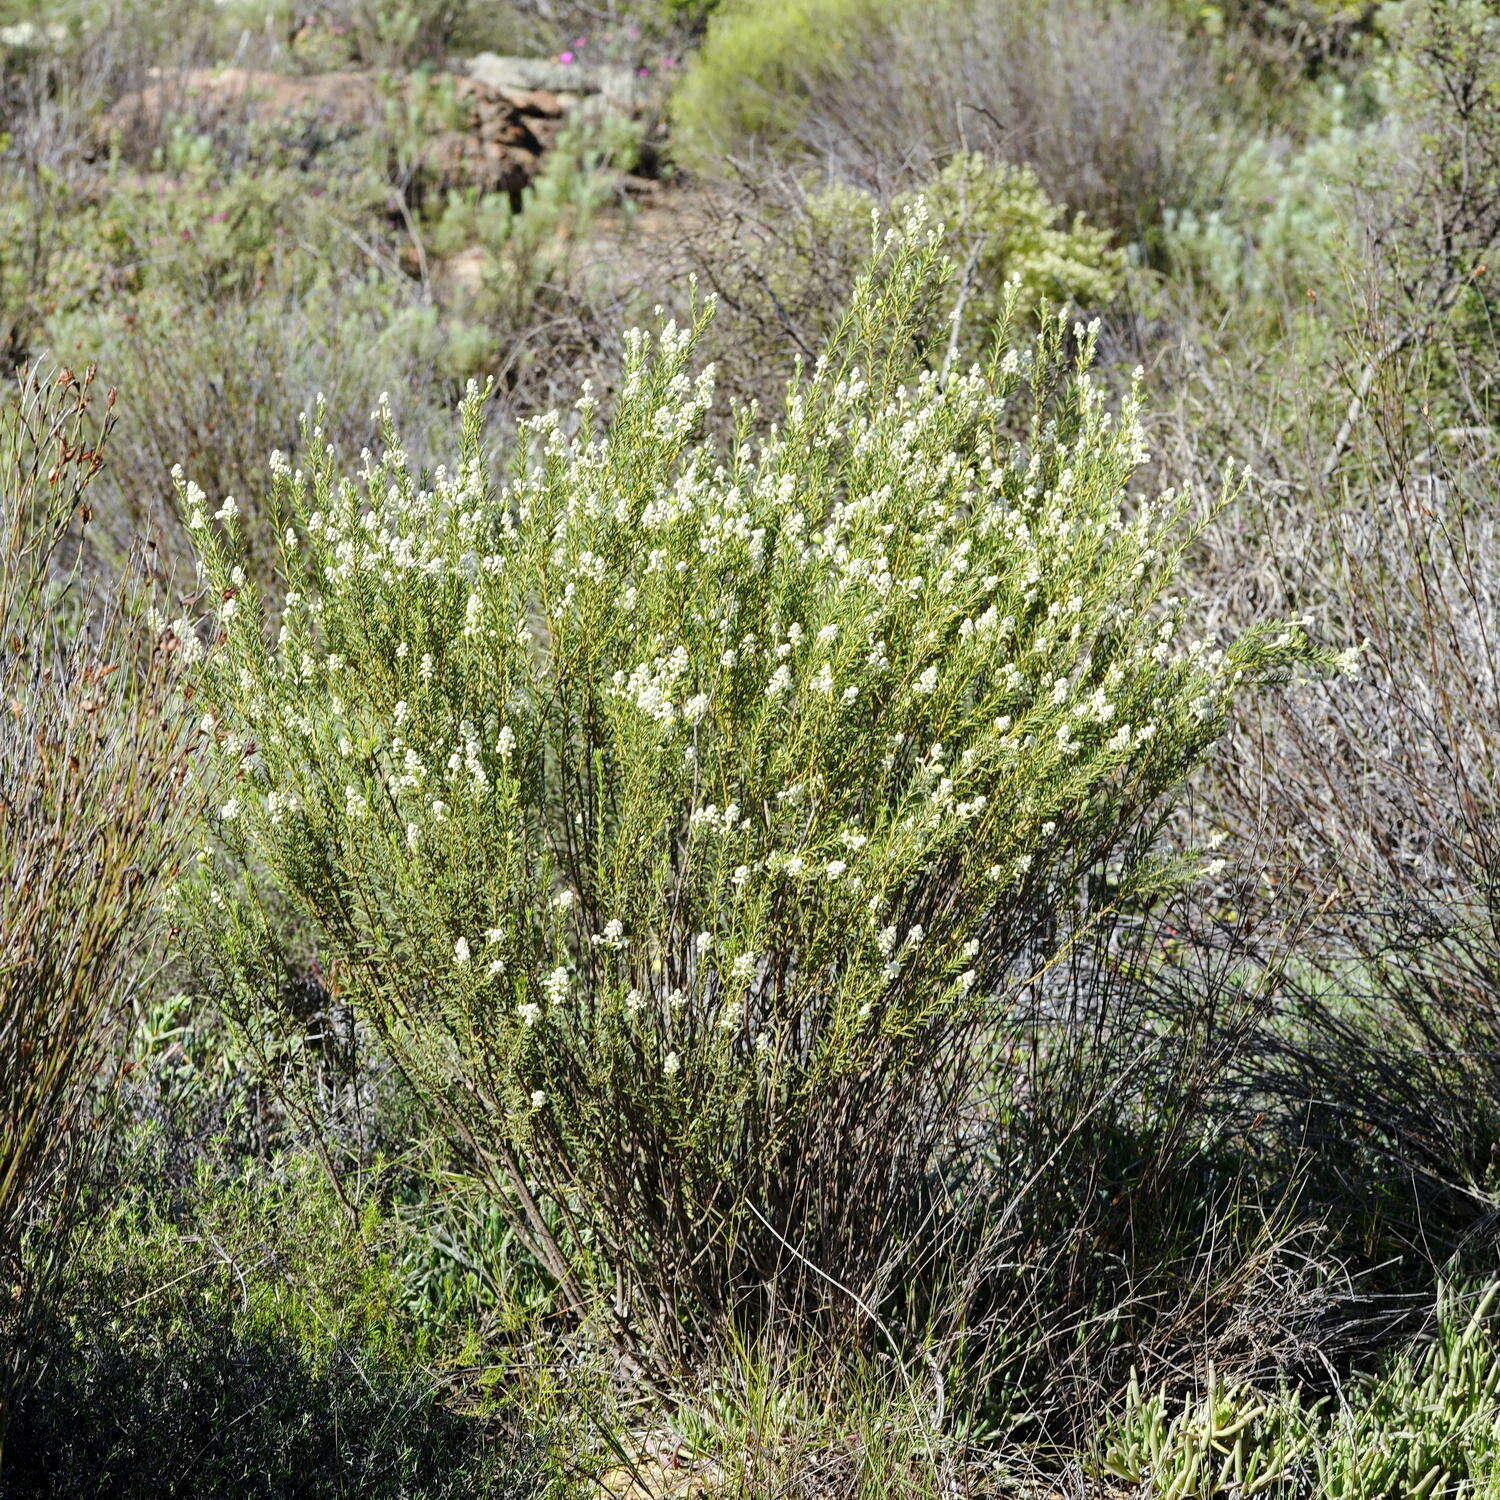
454,936 -> 471,966
1332,643 -> 1365,676
624,988 -> 645,1012
663,1051 -> 681,1077
219,799 -> 239,822
530,1089 -> 547,1109
517,1001 -> 541,1026
543,966 -> 570,1006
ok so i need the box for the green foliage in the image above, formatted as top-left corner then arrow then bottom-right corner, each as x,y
712,153 -> 1123,386
181,220 -> 1323,1361
670,0 -> 1219,243
74,1147 -> 416,1363
1098,1283 -> 1500,1498
902,157 -> 1123,320
670,0 -> 892,164
1099,1371 -> 1314,1497
1159,86 -> 1375,315
1,1149 -> 545,1497
3,1333 -> 539,1498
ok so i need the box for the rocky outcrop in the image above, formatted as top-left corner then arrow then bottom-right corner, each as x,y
98,65 -> 598,197
465,52 -> 646,113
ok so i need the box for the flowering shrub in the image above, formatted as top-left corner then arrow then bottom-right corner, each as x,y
702,153 -> 1123,399
186,221 -> 1323,1356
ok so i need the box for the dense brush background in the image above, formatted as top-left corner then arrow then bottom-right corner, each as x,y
0,0 -> 1498,1494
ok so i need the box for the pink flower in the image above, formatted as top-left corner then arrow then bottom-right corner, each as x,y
558,49 -> 575,63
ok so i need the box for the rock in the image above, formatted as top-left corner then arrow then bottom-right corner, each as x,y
423,131 -> 535,198
98,67 -> 564,198
465,52 -> 643,112
499,87 -> 566,120
97,60 -> 649,198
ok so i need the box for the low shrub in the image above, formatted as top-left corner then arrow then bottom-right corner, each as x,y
181,220 -> 1328,1381
1,1138 -> 554,1495
1097,1282 -> 1500,1498
672,0 -> 1224,240
2,1329 -> 538,1500
669,0 -> 886,162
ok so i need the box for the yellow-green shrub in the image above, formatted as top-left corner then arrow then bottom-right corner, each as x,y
670,0 -> 894,165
